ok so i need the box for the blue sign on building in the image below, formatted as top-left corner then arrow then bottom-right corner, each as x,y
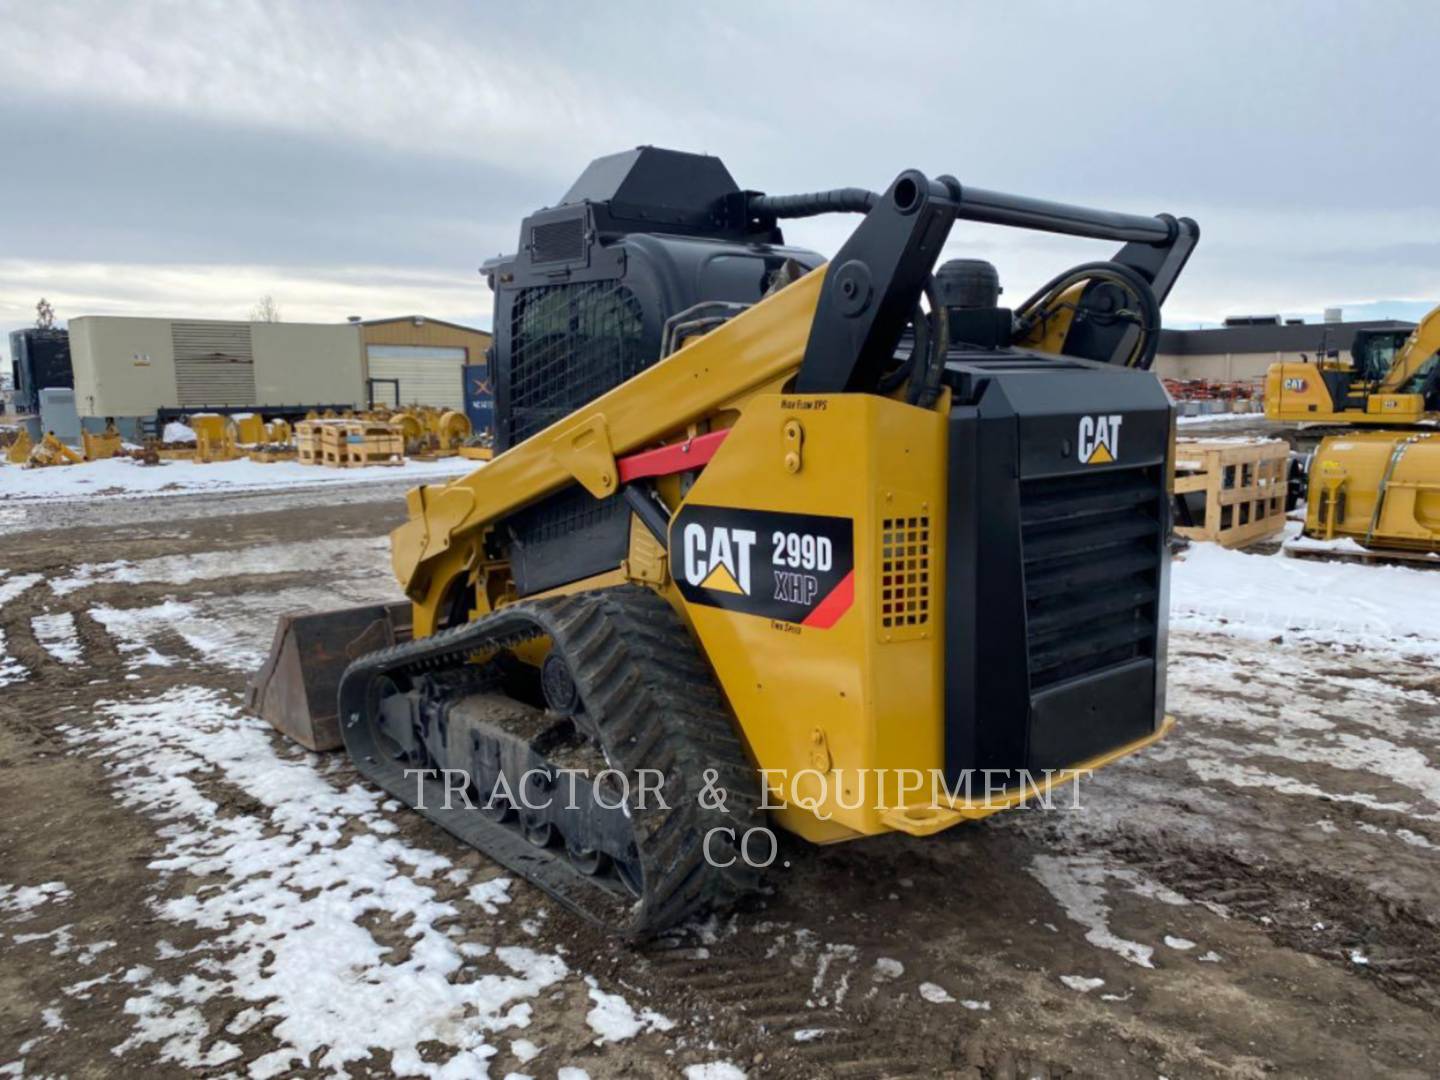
462,364 -> 494,438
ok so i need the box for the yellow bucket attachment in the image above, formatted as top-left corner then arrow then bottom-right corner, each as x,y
1306,431 -> 1440,553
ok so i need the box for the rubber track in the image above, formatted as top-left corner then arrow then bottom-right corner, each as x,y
337,585 -> 764,938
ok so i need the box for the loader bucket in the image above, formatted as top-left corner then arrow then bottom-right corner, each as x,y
246,602 -> 413,751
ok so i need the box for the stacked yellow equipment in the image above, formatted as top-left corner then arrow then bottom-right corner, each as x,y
1308,431 -> 1440,554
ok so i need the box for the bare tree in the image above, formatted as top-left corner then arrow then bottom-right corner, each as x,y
250,295 -> 282,322
35,298 -> 55,330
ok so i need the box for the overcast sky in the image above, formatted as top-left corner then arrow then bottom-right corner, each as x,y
3,0 -> 1438,371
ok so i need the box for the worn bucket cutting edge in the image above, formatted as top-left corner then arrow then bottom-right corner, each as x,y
246,602 -> 413,751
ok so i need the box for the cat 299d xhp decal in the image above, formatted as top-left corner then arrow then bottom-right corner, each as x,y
672,505 -> 855,627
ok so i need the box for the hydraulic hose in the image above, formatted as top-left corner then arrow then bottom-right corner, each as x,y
907,278 -> 949,409
748,188 -> 877,219
1013,261 -> 1163,369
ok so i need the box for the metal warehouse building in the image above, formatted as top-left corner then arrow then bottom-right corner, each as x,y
65,315 -> 491,437
1154,315 -> 1418,382
359,316 -> 491,412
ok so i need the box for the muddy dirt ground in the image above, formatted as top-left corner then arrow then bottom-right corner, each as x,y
2,478 -> 1438,1079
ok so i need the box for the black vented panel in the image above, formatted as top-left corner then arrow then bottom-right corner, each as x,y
531,218 -> 585,264
1020,466 -> 1162,691
506,483 -> 629,596
507,282 -> 649,445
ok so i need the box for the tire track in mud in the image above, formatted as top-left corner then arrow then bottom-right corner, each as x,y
615,831 -> 1088,1080
1094,830 -> 1440,1013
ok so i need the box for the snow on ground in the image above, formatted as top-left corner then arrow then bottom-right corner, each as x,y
32,612 -> 82,664
1176,412 -> 1262,426
0,570 -> 43,603
583,976 -> 674,1044
683,1064 -> 748,1080
0,628 -> 26,687
1159,643 -> 1440,824
1171,535 -> 1440,659
0,456 -> 478,502
53,684 -> 721,1078
53,536 -> 389,595
1026,855 -> 1192,969
69,538 -> 399,674
0,882 -> 73,921
93,583 -> 398,674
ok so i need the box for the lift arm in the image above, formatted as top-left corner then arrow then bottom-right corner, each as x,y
1378,303 -> 1440,392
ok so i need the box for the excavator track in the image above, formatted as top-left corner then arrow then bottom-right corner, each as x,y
337,585 -> 764,937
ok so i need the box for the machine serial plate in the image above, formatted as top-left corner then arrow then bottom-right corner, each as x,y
670,505 -> 855,627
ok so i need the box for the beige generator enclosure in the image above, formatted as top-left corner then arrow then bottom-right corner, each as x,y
67,317 -> 367,428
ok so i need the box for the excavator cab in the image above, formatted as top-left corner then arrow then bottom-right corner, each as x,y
1351,328 -> 1411,382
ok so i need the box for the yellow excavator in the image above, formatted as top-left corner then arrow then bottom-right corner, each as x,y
250,147 -> 1199,936
1262,304 -> 1440,555
1264,304 -> 1440,424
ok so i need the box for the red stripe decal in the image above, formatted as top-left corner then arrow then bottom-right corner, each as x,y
801,569 -> 855,629
616,429 -> 730,484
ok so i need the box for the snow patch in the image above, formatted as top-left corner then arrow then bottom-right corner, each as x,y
683,1063 -> 747,1080
872,956 -> 904,982
0,881 -> 72,920
3,455 -> 477,502
0,571 -> 43,603
56,685 -> 613,1076
53,536 -> 389,594
584,975 -> 674,1044
469,877 -> 513,915
32,611 -> 82,663
0,629 -> 27,686
1172,542 -> 1440,659
1028,854 -> 1189,968
918,982 -> 955,1004
1060,975 -> 1105,993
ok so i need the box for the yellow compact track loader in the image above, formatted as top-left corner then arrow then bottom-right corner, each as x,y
251,147 -> 1199,936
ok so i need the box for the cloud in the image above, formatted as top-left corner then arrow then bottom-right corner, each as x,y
2,0 -> 1439,368
0,259 -> 491,332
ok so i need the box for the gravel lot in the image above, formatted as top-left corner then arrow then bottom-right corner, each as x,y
2,469 -> 1438,1079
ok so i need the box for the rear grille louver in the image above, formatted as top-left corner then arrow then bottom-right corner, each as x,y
1020,466 -> 1162,690
530,218 -> 585,264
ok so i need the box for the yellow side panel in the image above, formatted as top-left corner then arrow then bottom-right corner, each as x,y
1264,362 -> 1335,421
1363,393 -> 1426,420
1264,362 -> 1430,424
666,393 -> 947,841
1307,431 -> 1440,550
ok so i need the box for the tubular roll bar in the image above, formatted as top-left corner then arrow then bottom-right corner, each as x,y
787,169 -> 1199,394
948,185 -> 1177,245
750,181 -> 1177,246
